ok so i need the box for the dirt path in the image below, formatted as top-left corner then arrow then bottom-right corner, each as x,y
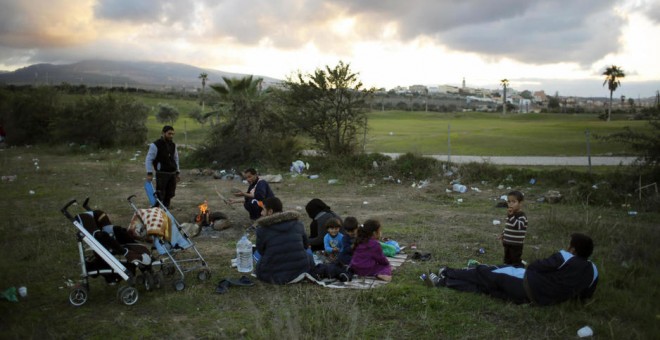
381,153 -> 636,166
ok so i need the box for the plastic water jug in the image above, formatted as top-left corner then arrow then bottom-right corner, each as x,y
236,235 -> 253,273
452,183 -> 467,193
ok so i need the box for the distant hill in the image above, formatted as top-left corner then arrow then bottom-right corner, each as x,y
0,60 -> 282,90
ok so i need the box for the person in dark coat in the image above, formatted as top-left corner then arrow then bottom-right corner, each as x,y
145,125 -> 180,208
305,198 -> 342,251
255,197 -> 314,284
424,233 -> 599,306
231,168 -> 275,221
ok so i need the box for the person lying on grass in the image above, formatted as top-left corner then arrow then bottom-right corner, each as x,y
350,219 -> 392,282
424,233 -> 598,306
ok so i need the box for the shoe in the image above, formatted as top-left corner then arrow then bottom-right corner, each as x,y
436,267 -> 448,287
423,271 -> 441,287
227,276 -> 255,287
215,280 -> 230,294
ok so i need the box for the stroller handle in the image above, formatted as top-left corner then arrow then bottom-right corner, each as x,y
127,194 -> 137,202
61,199 -> 77,220
82,197 -> 91,211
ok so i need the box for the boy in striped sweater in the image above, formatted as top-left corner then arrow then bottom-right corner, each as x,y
499,190 -> 527,266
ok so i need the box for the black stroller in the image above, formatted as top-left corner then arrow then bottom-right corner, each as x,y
61,198 -> 161,306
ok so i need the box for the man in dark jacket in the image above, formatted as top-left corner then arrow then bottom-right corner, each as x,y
305,198 -> 342,251
145,126 -> 180,208
255,197 -> 314,284
425,233 -> 599,306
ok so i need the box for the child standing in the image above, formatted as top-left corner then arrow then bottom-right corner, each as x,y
323,218 -> 344,261
499,190 -> 528,266
350,219 -> 392,282
337,216 -> 358,266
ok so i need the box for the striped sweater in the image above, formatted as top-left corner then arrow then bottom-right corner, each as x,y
502,211 -> 527,245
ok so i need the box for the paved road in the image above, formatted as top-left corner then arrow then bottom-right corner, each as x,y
380,153 -> 636,166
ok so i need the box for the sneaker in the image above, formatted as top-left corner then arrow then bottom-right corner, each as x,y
424,271 -> 441,287
437,267 -> 447,279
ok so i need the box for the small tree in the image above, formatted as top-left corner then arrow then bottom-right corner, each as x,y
155,103 -> 179,125
199,72 -> 208,112
602,65 -> 625,122
280,61 -> 374,156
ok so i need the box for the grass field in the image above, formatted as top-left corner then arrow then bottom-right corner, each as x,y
366,111 -> 647,156
131,94 -> 647,157
1,146 -> 658,339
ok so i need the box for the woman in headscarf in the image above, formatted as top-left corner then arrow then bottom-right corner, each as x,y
304,198 -> 342,251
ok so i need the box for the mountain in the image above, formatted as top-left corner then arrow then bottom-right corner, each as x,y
0,60 -> 282,90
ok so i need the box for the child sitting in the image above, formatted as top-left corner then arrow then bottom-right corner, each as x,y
350,219 -> 392,282
323,218 -> 344,261
337,216 -> 358,266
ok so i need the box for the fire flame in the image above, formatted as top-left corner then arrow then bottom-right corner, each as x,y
198,200 -> 208,214
195,200 -> 209,224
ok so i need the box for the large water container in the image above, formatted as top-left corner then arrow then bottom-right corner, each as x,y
236,235 -> 253,273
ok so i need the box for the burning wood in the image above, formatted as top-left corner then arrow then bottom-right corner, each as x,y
195,200 -> 211,226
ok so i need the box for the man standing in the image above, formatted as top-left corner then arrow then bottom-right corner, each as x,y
145,126 -> 180,208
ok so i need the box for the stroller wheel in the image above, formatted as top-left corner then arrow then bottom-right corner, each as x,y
173,279 -> 185,291
197,269 -> 211,282
153,272 -> 163,290
117,286 -> 139,306
143,272 -> 154,292
69,286 -> 88,307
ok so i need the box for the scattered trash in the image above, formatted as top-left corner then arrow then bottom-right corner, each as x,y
492,219 -> 501,225
592,184 -> 598,190
362,201 -> 369,205
536,197 -> 546,203
628,211 -> 637,216
471,187 -> 481,193
1,175 -> 17,182
28,190 -> 35,195
444,170 -> 454,177
577,326 -> 593,338
261,174 -> 282,183
497,184 -> 505,190
372,161 -> 379,170
452,183 -> 467,193
308,175 -> 319,179
417,180 -> 430,189
457,198 -> 463,203
1,287 -> 18,302
477,248 -> 486,255
295,206 -> 303,210
445,189 -> 452,193
18,286 -> 27,298
499,195 -> 508,201
290,160 -> 309,174
467,259 -> 480,268
505,174 -> 513,182
545,190 -> 563,204
410,243 -> 417,250
327,179 -> 338,185
529,178 -> 536,185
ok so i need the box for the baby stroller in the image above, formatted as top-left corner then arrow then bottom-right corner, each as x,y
61,198 -> 160,306
127,190 -> 211,291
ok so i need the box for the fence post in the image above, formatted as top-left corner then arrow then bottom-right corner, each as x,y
585,129 -> 591,174
447,124 -> 451,164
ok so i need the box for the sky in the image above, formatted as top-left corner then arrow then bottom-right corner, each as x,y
0,0 -> 659,98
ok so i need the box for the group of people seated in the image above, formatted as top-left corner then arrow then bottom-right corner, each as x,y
228,168 -> 600,307
253,196 -> 393,284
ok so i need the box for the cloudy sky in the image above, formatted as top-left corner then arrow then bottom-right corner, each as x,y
1,0 -> 659,97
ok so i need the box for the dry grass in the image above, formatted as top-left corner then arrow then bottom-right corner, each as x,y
1,146 -> 658,339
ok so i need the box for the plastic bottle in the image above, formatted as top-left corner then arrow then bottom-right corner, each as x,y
452,183 -> 467,193
236,235 -> 253,273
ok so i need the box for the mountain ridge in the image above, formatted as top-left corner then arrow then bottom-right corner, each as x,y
0,59 -> 282,90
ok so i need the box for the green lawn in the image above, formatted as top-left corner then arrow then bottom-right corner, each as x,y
366,111 -> 647,156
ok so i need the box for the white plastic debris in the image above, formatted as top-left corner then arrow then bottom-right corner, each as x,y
327,179 -> 338,184
492,220 -> 501,225
577,326 -> 593,338
29,190 -> 35,195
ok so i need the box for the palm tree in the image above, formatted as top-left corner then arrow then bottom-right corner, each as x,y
602,65 -> 625,122
500,79 -> 509,114
198,72 -> 209,113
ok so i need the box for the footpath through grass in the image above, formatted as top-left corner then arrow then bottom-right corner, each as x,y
0,146 -> 658,339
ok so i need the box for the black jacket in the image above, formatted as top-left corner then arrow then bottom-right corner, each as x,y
525,250 -> 599,306
255,211 -> 314,284
305,199 -> 342,251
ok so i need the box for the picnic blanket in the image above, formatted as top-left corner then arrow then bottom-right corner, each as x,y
288,253 -> 409,289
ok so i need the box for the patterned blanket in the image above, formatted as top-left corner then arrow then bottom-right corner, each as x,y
288,253 -> 409,289
128,207 -> 171,242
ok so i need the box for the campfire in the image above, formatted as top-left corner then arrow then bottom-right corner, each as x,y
195,200 -> 211,227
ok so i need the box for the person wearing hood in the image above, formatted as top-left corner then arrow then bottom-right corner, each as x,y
305,198 -> 342,251
255,197 -> 314,284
